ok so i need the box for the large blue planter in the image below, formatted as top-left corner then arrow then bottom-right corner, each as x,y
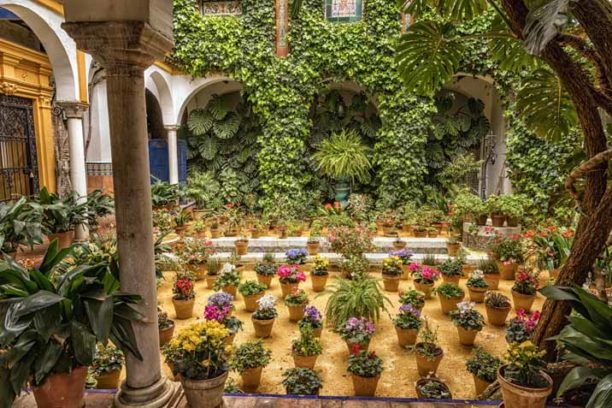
334,179 -> 350,208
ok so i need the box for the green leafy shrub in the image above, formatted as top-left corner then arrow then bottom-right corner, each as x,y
466,347 -> 502,383
282,368 -> 322,395
230,340 -> 271,373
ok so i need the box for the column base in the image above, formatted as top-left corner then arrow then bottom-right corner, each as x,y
114,376 -> 184,408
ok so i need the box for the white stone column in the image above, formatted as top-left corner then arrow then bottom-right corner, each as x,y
166,125 -> 179,185
62,21 -> 181,407
60,102 -> 89,241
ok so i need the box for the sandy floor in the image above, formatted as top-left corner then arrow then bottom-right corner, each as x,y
155,266 -> 544,399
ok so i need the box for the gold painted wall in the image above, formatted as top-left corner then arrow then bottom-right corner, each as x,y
0,38 -> 56,193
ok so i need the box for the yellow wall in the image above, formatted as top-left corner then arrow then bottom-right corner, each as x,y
0,38 -> 56,193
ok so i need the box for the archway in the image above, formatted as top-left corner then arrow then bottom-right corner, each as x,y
145,89 -> 166,139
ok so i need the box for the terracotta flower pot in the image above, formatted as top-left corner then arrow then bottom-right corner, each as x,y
485,304 -> 511,326
483,273 -> 500,290
182,371 -> 228,408
222,284 -> 237,298
159,322 -> 175,347
225,229 -> 239,237
497,365 -> 553,408
393,241 -> 407,250
311,274 -> 328,292
47,230 -> 75,250
468,286 -> 487,303
473,374 -> 492,396
491,213 -> 506,227
240,367 -> 262,392
506,217 -> 519,227
252,317 -> 275,338
447,242 -> 460,256
442,274 -> 461,284
256,273 -> 273,288
345,340 -> 370,354
457,326 -> 479,346
413,229 -> 428,238
382,225 -> 396,237
462,263 -> 474,278
210,228 -> 222,238
280,282 -> 298,298
292,353 -> 318,369
206,275 -> 217,289
416,377 -> 452,399
95,369 -> 121,389
477,214 -> 488,226
382,275 -> 401,292
235,240 -> 249,255
32,365 -> 87,408
172,298 -> 195,320
512,290 -> 536,312
189,264 -> 207,281
250,229 -> 263,239
427,230 -> 439,238
351,374 -> 380,397
414,281 -> 434,299
415,346 -> 443,376
498,261 -> 518,280
402,224 -> 412,233
313,327 -> 323,338
439,294 -> 464,314
395,326 -> 418,347
307,241 -> 320,255
243,292 -> 264,312
287,303 -> 306,322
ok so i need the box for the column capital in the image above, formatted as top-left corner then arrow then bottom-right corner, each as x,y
62,22 -> 173,75
57,101 -> 89,118
164,125 -> 180,132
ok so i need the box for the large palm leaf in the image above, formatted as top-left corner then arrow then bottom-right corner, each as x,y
400,0 -> 488,21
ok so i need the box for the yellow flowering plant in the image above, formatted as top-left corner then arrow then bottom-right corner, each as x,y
502,341 -> 548,388
311,256 -> 329,276
162,320 -> 232,380
382,256 -> 403,277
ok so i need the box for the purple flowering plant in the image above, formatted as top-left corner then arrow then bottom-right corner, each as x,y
338,317 -> 375,344
389,248 -> 413,265
393,304 -> 422,330
285,248 -> 308,265
298,306 -> 323,331
208,292 -> 235,311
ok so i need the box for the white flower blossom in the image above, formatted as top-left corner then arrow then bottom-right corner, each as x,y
257,294 -> 277,310
220,262 -> 236,275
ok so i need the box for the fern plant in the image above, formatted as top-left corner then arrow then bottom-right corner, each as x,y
184,170 -> 222,209
324,277 -> 390,328
313,129 -> 372,184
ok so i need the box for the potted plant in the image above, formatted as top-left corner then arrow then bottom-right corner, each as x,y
452,191 -> 487,225
230,340 -> 271,392
282,368 -> 322,396
238,280 -> 267,312
324,277 -> 389,328
254,253 -> 275,288
172,275 -> 196,319
446,236 -> 461,256
414,319 -> 444,376
497,194 -> 527,227
158,307 -> 175,347
389,248 -> 413,280
393,237 -> 406,250
180,238 -> 215,280
505,309 -> 540,344
285,289 -> 309,322
511,270 -> 538,312
173,208 -> 192,234
466,347 -> 502,396
479,259 -> 500,290
37,188 -> 86,249
307,220 -> 323,255
410,262 -> 441,298
484,291 -> 512,326
338,316 -> 376,353
530,226 -> 573,279
235,234 -> 249,256
151,179 -> 179,209
450,301 -> 485,346
191,219 -> 207,238
91,344 -> 124,389
399,288 -> 426,311
204,293 -> 243,343
412,224 -> 428,238
0,243 -> 142,407
381,255 -> 403,292
285,248 -> 308,265
0,196 -> 45,255
252,294 -> 278,338
204,257 -> 222,288
491,237 -> 525,280
439,257 -> 463,284
209,219 -> 222,238
466,269 -> 489,303
497,341 -> 553,408
435,282 -> 465,314
347,350 -> 383,397
310,255 -> 329,292
393,304 -> 422,347
213,263 -> 241,297
250,219 -> 266,238
291,327 -> 323,369
277,264 -> 306,297
415,376 -> 452,399
487,195 -> 506,227
298,306 -> 324,338
162,321 -> 231,408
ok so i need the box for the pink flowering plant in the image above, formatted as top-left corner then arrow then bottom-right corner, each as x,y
410,263 -> 441,284
338,317 -> 375,345
450,301 -> 485,331
505,309 -> 541,343
512,270 -> 539,295
204,292 -> 243,335
179,237 -> 216,265
276,264 -> 306,284
328,226 -> 372,258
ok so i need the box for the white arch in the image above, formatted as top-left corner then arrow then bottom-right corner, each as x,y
0,1 -> 79,102
174,74 -> 238,124
145,69 -> 175,127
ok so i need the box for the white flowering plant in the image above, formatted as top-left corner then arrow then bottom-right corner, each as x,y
253,294 -> 278,320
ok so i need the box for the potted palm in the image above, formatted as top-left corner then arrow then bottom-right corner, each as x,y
450,301 -> 485,346
91,344 -> 124,389
238,280 -> 267,312
484,291 -> 512,326
230,340 -> 271,392
312,129 -> 372,207
466,347 -> 502,396
251,294 -> 278,338
0,242 -> 143,407
348,350 -> 383,397
466,269 -> 489,303
282,368 -> 322,396
310,255 -> 329,292
291,327 -> 322,369
511,270 -> 539,312
381,255 -> 403,292
162,321 -> 231,408
414,320 -> 443,376
435,282 -> 465,314
254,253 -> 276,287
284,289 -> 309,322
393,304 -> 422,347
298,306 -> 324,338
497,341 -> 552,408
172,275 -> 196,319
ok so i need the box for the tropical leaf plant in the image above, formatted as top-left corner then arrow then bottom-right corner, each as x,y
184,170 -> 222,209
150,178 -> 180,208
313,129 -> 372,184
0,197 -> 45,253
0,241 -> 143,407
541,285 -> 612,407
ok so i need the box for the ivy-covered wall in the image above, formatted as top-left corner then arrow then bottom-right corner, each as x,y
172,0 -> 435,213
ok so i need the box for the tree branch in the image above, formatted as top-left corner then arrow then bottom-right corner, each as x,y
565,149 -> 612,205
